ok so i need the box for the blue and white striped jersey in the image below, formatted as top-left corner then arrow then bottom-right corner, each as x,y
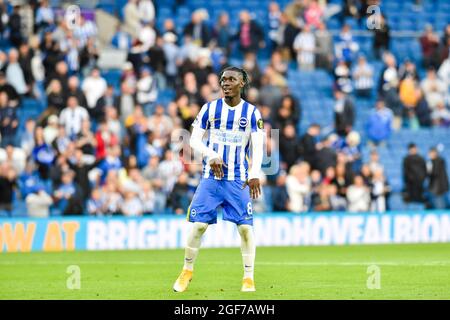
192,98 -> 264,181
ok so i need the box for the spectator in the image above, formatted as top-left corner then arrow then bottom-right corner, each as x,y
0,91 -> 18,147
8,5 -> 23,47
68,148 -> 99,199
1,144 -> 26,175
18,43 -> 34,93
66,76 -> 88,108
419,24 -> 440,69
371,13 -> 390,60
333,89 -> 355,136
6,49 -> 28,96
427,147 -> 449,209
79,37 -> 100,76
312,183 -> 331,212
183,9 -> 211,48
236,10 -> 265,54
169,172 -> 191,215
162,32 -> 179,87
98,146 -> 123,183
352,55 -> 374,98
0,163 -> 16,216
272,171 -> 289,212
342,131 -> 362,171
0,71 -> 20,106
267,2 -> 282,51
138,20 -> 157,52
140,181 -> 155,215
370,168 -> 390,213
111,25 -> 132,51
138,0 -> 155,24
45,79 -> 65,114
101,178 -> 123,215
368,150 -> 384,174
314,22 -> 333,71
334,59 -> 353,95
298,123 -> 320,168
431,101 -> 450,127
398,58 -> 419,81
53,169 -> 82,215
59,96 -> 90,138
346,175 -> 370,212
136,67 -> 158,116
275,13 -> 300,61
87,188 -> 105,216
379,53 -> 402,127
213,12 -> 232,55
242,52 -> 263,89
293,24 -> 316,70
123,0 -> 141,37
43,114 -> 58,145
279,123 -> 301,171
365,99 -> 393,146
420,68 -> 447,111
94,85 -> 119,123
328,184 -> 347,211
273,94 -> 300,130
403,143 -> 427,203
26,185 -> 53,218
305,0 -> 323,28
284,0 -> 307,29
286,162 -> 311,213
20,118 -> 36,156
315,135 -> 337,175
334,24 -> 359,66
82,67 -> 107,114
121,188 -> 144,217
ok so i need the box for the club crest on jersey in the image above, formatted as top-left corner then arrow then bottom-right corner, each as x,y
239,117 -> 248,128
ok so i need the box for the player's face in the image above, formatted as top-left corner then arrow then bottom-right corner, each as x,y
220,70 -> 244,99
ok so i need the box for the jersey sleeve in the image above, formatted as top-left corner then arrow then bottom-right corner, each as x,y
192,102 -> 210,130
250,107 -> 264,133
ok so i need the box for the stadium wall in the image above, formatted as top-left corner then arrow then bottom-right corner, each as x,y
1,211 -> 450,253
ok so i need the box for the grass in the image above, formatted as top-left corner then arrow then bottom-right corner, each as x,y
1,243 -> 450,299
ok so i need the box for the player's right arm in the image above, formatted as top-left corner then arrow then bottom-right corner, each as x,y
190,103 -> 226,178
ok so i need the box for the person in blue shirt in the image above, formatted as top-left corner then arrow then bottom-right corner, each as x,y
365,99 -> 394,146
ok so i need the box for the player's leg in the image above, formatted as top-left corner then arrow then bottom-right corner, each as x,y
184,222 -> 209,272
173,178 -> 222,292
237,224 -> 256,292
222,180 -> 256,292
173,222 -> 208,292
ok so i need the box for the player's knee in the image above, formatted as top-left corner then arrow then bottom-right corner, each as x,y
238,224 -> 253,241
194,222 -> 208,235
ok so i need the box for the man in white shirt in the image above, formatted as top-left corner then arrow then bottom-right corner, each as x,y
59,96 -> 89,138
81,67 -> 107,111
293,24 -> 316,70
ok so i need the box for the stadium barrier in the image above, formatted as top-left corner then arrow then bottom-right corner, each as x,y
1,211 -> 450,253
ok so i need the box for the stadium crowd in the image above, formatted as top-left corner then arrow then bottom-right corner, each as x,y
0,0 -> 449,218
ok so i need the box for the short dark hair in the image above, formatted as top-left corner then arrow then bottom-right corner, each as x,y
408,143 -> 416,149
219,66 -> 250,97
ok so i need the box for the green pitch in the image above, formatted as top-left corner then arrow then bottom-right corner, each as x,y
1,243 -> 450,299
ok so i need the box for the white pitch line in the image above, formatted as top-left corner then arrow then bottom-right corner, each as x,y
0,261 -> 450,266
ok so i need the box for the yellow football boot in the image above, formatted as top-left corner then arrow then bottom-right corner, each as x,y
241,278 -> 256,292
173,269 -> 193,292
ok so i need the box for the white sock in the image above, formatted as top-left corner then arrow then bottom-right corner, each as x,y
183,222 -> 208,271
238,224 -> 255,280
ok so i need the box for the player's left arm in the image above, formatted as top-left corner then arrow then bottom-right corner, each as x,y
243,108 -> 265,199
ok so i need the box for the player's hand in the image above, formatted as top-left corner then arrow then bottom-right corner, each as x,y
209,158 -> 227,179
242,178 -> 261,199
